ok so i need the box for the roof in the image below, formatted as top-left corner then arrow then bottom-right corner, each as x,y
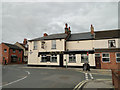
29,33 -> 68,41
18,43 -> 28,50
95,29 -> 120,39
28,29 -> 120,41
67,32 -> 93,41
3,43 -> 23,50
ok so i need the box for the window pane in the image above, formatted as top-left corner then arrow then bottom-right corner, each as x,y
81,54 -> 88,63
117,58 -> 120,62
102,58 -> 109,62
34,41 -> 37,50
117,53 -> 120,57
103,54 -> 109,57
51,55 -> 57,62
52,40 -> 56,49
69,54 -> 76,63
95,54 -> 100,57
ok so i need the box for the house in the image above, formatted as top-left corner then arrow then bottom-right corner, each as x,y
28,23 -> 120,69
0,43 -> 23,64
15,39 -> 28,63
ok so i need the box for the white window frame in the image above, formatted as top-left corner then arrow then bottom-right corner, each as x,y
33,41 -> 37,50
51,55 -> 57,63
69,54 -> 76,63
81,54 -> 88,63
116,53 -> 120,63
51,40 -> 56,49
102,53 -> 110,63
41,55 -> 47,62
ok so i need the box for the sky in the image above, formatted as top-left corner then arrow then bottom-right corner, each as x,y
1,1 -> 119,44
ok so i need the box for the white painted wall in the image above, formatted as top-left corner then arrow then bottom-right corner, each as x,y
66,40 -> 93,50
94,38 -> 119,49
63,54 -> 95,66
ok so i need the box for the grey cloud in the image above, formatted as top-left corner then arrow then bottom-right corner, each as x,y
2,2 -> 118,43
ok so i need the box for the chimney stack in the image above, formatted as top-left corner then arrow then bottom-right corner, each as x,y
23,38 -> 27,45
44,33 -> 48,37
90,24 -> 94,35
65,23 -> 71,34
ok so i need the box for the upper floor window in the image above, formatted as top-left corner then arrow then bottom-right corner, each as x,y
116,53 -> 120,63
51,55 -> 57,62
108,40 -> 116,48
52,40 -> 56,49
102,53 -> 110,62
95,53 -> 100,57
81,54 -> 88,63
13,49 -> 16,53
33,41 -> 37,50
19,50 -> 21,53
69,54 -> 76,63
4,49 -> 7,52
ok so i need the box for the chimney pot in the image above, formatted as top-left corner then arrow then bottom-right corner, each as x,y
23,38 -> 27,45
44,33 -> 48,37
90,24 -> 94,35
65,23 -> 68,28
68,27 -> 70,31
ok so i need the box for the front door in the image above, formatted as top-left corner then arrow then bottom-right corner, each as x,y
95,57 -> 101,69
59,54 -> 63,67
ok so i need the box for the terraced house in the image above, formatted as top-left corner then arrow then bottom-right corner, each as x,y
28,23 -> 120,69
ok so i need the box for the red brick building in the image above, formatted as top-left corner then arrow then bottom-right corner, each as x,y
0,43 -> 23,64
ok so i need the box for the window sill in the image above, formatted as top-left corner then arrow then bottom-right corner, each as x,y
102,61 -> 111,63
51,48 -> 56,49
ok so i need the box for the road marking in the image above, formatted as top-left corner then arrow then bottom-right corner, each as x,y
85,73 -> 88,80
0,76 -> 27,87
25,71 -> 30,75
89,73 -> 94,80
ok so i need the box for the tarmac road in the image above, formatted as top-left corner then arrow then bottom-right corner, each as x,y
1,64 -> 112,89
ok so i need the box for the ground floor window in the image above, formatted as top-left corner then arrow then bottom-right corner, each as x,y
81,54 -> 88,63
102,53 -> 110,62
69,54 -> 76,63
51,55 -> 57,62
116,53 -> 120,63
41,55 -> 47,62
95,53 -> 100,57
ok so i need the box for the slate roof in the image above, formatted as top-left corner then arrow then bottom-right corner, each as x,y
95,29 -> 120,39
67,32 -> 92,41
29,33 -> 68,41
3,43 -> 23,50
28,29 -> 120,41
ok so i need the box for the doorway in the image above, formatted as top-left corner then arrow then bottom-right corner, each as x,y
95,56 -> 101,69
59,54 -> 63,67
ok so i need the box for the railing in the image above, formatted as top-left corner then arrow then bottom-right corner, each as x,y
112,69 -> 120,90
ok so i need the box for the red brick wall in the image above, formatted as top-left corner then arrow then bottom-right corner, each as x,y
9,49 -> 23,64
0,43 -> 10,64
0,43 -> 23,64
96,52 -> 120,69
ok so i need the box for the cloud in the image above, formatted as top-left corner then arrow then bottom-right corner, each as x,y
2,2 -> 118,43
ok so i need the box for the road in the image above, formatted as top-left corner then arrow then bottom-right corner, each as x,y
1,64 -> 112,89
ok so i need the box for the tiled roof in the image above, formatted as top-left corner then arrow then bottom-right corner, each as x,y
3,43 -> 23,50
29,33 -> 68,41
28,29 -> 120,41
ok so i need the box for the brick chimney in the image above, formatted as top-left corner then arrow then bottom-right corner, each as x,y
44,33 -> 48,37
90,24 -> 94,35
23,38 -> 27,45
65,23 -> 71,34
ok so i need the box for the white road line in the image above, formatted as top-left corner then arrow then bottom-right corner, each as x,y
89,73 -> 94,79
25,71 -> 30,75
0,76 -> 27,87
85,73 -> 88,80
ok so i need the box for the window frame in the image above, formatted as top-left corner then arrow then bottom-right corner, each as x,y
95,53 -> 100,57
51,40 -> 56,49
13,49 -> 16,53
69,54 -> 76,63
81,54 -> 88,63
102,53 -> 110,63
108,40 -> 116,48
41,55 -> 47,62
4,49 -> 7,52
33,41 -> 38,50
116,53 -> 120,63
51,55 -> 57,63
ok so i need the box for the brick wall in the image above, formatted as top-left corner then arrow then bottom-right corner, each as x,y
97,52 -> 120,69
